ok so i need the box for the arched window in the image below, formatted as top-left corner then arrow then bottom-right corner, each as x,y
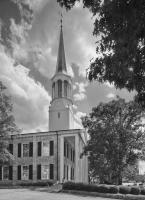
64,80 -> 68,97
58,80 -> 62,97
52,82 -> 55,99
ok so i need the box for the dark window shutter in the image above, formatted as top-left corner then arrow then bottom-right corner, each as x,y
67,165 -> 68,180
0,166 -> 2,180
29,142 -> 33,157
29,165 -> 33,180
64,141 -> 66,157
18,143 -> 21,157
73,150 -> 75,162
50,141 -> 54,156
37,165 -> 41,180
9,166 -> 13,180
64,164 -> 65,179
9,144 -> 13,155
37,142 -> 41,156
17,165 -> 21,180
50,164 -> 54,179
67,144 -> 69,158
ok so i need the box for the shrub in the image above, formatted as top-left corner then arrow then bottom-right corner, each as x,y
140,188 -> 145,195
119,186 -> 131,194
130,186 -> 140,195
108,185 -> 119,194
19,181 -> 53,187
97,185 -> 110,193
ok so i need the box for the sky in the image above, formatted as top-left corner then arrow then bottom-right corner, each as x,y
0,0 -> 135,133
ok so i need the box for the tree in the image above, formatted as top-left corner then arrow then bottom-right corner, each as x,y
0,81 -> 19,164
57,0 -> 145,107
82,97 -> 145,185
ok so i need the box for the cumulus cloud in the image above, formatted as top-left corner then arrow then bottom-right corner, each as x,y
74,111 -> 86,129
73,81 -> 88,101
0,48 -> 51,133
106,93 -> 115,99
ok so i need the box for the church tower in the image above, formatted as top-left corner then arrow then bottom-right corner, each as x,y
49,22 -> 74,131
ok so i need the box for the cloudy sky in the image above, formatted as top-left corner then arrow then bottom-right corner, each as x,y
0,0 -> 135,133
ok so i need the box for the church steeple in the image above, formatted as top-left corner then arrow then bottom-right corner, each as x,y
49,19 -> 74,131
55,19 -> 67,74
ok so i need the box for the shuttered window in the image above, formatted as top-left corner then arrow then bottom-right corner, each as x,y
37,165 -> 41,180
29,165 -> 33,180
37,142 -> 41,156
0,166 -> 2,180
18,143 -> 21,157
29,142 -> 33,157
50,141 -> 54,156
17,165 -> 21,180
49,164 -> 54,180
9,144 -> 13,155
9,166 -> 13,180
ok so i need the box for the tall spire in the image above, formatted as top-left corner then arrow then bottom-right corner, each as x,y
55,14 -> 67,74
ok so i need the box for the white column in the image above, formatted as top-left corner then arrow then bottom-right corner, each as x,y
75,135 -> 79,182
60,135 -> 64,182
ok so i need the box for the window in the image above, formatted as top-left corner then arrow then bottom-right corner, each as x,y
42,141 -> 49,156
52,82 -> 55,99
9,144 -> 13,155
17,165 -> 21,180
23,144 -> 29,157
3,166 -> 9,180
18,143 -> 21,157
67,143 -> 69,158
41,165 -> 49,180
50,141 -> 54,156
0,166 -> 13,180
37,142 -> 41,156
29,142 -> 33,157
29,165 -> 33,180
58,80 -> 62,97
50,164 -> 54,179
58,112 -> 60,118
22,166 -> 29,180
37,165 -> 41,180
9,166 -> 13,180
64,80 -> 68,97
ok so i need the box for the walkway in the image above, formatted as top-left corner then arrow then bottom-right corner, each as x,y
0,188 -> 118,200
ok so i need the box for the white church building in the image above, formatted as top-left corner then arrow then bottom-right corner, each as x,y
0,23 -> 88,184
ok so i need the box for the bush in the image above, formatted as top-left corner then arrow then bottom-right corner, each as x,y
119,186 -> 131,194
130,186 -> 140,195
140,188 -> 145,195
108,185 -> 119,194
95,185 -> 110,193
19,181 -> 53,187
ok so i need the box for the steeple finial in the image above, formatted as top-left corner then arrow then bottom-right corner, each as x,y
55,13 -> 67,74
60,13 -> 63,29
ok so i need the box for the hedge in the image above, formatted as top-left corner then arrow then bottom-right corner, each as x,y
19,181 -> 53,187
63,182 -> 145,196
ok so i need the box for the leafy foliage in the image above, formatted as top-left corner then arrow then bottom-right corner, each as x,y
0,81 -> 19,164
57,0 -> 145,106
82,97 -> 145,185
